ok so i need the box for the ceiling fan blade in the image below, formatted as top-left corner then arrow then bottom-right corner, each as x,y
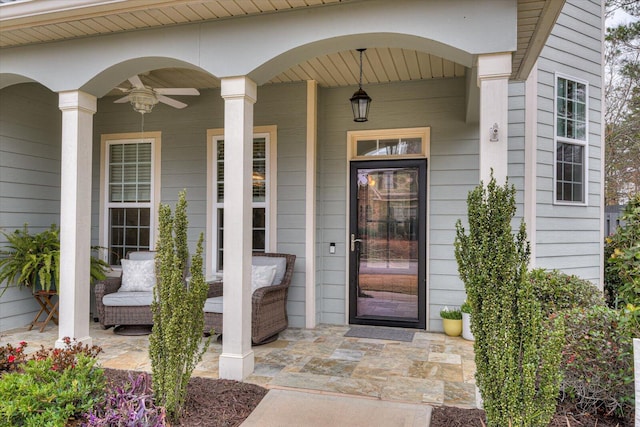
157,94 -> 187,109
128,75 -> 145,89
114,95 -> 131,103
155,88 -> 200,96
115,87 -> 129,92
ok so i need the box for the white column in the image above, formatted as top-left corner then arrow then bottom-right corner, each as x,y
56,91 -> 96,348
305,80 -> 317,329
219,76 -> 256,380
477,53 -> 512,184
634,338 -> 640,425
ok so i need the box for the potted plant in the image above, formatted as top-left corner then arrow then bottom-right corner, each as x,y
440,306 -> 462,337
0,224 -> 109,296
461,300 -> 474,341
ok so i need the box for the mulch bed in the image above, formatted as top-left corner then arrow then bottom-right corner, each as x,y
103,369 -> 632,427
430,401 -> 632,427
103,369 -> 268,427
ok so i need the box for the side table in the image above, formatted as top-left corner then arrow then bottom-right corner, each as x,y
28,290 -> 59,332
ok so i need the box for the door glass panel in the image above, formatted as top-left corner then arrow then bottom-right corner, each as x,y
354,166 -> 419,320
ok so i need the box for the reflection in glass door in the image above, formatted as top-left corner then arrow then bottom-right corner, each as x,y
349,159 -> 426,329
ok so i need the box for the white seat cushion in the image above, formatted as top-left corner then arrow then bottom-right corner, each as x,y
203,296 -> 224,313
103,291 -> 154,307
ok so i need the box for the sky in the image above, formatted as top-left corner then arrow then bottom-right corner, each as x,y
607,7 -> 639,28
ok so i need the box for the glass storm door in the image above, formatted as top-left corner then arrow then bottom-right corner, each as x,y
349,159 -> 426,329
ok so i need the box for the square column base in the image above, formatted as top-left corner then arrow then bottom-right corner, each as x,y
219,350 -> 255,381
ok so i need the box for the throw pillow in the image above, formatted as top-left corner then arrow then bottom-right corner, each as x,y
251,264 -> 277,294
120,259 -> 156,292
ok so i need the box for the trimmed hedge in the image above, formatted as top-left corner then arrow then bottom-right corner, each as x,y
528,268 -> 605,315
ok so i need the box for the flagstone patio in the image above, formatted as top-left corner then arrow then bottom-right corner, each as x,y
0,322 -> 478,408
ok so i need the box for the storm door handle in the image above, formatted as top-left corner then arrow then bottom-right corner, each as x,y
350,234 -> 363,252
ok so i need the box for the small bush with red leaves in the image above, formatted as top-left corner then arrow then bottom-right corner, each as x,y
30,336 -> 102,371
0,340 -> 28,373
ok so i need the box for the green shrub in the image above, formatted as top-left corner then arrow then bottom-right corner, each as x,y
455,174 -> 563,427
0,353 -> 105,426
605,194 -> 640,307
150,190 -> 211,421
560,305 -> 638,421
528,268 -> 605,315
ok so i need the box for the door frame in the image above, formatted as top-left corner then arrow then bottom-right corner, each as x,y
348,159 -> 427,329
345,127 -> 431,330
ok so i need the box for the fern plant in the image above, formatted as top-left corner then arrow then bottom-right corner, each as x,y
0,224 -> 109,296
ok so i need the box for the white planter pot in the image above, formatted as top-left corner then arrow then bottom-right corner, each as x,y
462,312 -> 474,341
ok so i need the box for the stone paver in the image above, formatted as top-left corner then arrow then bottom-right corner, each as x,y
1,322 -> 477,408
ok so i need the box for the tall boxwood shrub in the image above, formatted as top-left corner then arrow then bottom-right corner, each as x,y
454,174 -> 563,427
149,190 -> 211,421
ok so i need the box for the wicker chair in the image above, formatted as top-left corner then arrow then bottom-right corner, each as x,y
204,253 -> 296,345
94,251 -> 156,330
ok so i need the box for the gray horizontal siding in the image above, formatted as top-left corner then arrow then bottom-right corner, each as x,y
0,83 -> 62,332
317,77 -> 479,331
535,0 -> 603,283
94,83 -> 308,327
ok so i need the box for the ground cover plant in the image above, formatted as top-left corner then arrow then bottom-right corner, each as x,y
83,371 -> 167,426
0,340 -> 266,427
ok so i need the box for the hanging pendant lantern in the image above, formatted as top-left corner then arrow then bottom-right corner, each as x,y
350,48 -> 372,122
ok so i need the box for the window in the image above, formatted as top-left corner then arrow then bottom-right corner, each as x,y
349,128 -> 429,161
555,75 -> 588,204
207,127 -> 277,272
100,133 -> 160,265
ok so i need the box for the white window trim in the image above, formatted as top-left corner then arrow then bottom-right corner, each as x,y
206,126 -> 277,276
99,132 -> 162,265
553,72 -> 589,206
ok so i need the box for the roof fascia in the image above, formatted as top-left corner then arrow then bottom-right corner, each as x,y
514,0 -> 566,81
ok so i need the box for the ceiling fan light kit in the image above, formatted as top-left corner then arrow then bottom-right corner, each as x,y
129,88 -> 158,114
114,74 -> 200,114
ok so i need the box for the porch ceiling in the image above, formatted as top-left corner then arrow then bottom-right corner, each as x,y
0,0 -> 564,86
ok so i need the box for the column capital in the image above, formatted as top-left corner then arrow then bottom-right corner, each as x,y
220,76 -> 257,103
58,90 -> 97,114
477,53 -> 512,85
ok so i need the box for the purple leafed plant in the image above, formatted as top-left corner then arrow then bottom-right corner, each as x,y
83,372 -> 167,426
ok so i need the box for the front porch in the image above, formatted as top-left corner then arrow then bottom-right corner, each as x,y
0,323 -> 477,408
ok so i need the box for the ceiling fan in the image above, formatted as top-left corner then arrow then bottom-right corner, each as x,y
114,75 -> 200,114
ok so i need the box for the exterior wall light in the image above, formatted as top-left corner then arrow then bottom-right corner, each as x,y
350,48 -> 372,122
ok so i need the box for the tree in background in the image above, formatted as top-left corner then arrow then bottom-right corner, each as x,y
605,0 -> 640,205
